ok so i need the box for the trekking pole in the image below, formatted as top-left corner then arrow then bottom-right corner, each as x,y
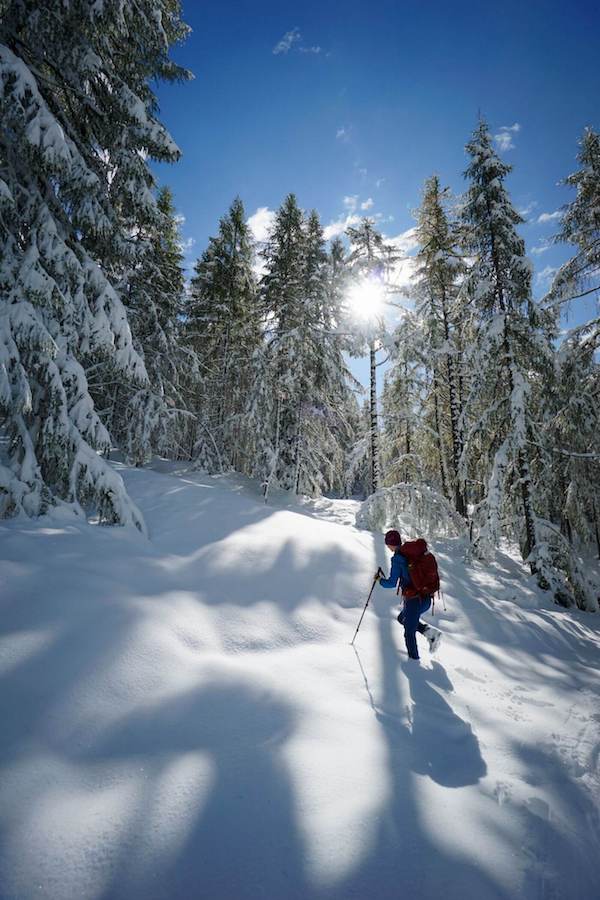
351,569 -> 383,645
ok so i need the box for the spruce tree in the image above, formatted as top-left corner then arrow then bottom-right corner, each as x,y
542,129 -> 600,582
412,176 -> 468,515
0,1 -> 190,527
381,314 -> 425,487
251,194 -> 306,493
345,218 -> 397,493
248,197 -> 356,497
89,186 -> 195,465
296,212 -> 358,495
459,119 -> 592,606
187,196 -> 260,472
546,128 -> 600,324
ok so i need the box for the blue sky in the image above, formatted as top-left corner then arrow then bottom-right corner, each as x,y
153,0 -> 600,386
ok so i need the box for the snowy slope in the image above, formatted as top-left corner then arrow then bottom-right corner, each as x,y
1,462 -> 599,900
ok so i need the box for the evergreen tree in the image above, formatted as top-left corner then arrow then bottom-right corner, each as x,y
458,119 -> 594,607
248,197 -> 356,497
543,339 -> 600,560
345,218 -> 398,493
89,186 -> 196,465
344,398 -> 372,498
381,314 -> 425,487
295,212 -> 359,495
412,176 -> 468,514
542,129 -> 600,578
250,194 -> 306,493
186,196 -> 260,472
546,128 -> 600,331
0,1 -> 190,527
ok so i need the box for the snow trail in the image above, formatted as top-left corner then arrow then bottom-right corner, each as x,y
1,462 -> 599,900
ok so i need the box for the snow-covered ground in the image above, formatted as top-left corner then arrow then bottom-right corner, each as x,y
1,462 -> 599,900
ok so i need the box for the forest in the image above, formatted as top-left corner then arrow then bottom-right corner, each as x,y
1,2 -> 599,612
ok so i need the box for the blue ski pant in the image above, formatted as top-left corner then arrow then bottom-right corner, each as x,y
398,596 -> 431,659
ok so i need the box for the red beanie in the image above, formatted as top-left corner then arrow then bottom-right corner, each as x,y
384,529 -> 402,547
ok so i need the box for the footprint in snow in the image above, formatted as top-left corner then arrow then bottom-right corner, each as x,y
526,796 -> 551,821
494,781 -> 512,805
455,666 -> 487,684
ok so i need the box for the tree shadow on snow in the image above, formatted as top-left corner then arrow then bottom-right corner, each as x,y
329,579 -> 508,900
79,680 -> 313,900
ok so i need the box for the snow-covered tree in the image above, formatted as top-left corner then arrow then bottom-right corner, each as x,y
0,1 -> 190,527
545,128 -> 600,331
381,313 -> 425,487
247,197 -> 357,497
345,218 -> 398,493
542,339 -> 600,555
89,186 -> 196,465
542,129 -> 600,571
411,176 -> 468,514
344,398 -> 372,499
458,119 -> 597,608
186,196 -> 261,472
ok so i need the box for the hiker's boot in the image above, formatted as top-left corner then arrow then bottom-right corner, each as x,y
423,624 -> 442,655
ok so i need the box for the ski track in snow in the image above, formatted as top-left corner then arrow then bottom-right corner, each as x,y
1,461 -> 599,900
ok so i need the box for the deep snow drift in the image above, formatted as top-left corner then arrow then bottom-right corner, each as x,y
1,462 -> 599,900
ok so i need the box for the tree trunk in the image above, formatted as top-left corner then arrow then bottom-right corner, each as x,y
432,368 -> 451,500
440,288 -> 466,516
370,341 -> 380,493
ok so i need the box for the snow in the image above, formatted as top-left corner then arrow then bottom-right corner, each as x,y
1,461 -> 599,900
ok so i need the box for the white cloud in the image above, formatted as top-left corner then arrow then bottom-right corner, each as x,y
531,238 -> 550,255
518,200 -> 538,219
536,264 -> 558,284
386,226 -> 419,255
380,227 -> 420,292
179,236 -> 195,254
537,209 -> 562,224
357,167 -> 368,178
247,206 -> 276,243
323,212 -> 361,241
361,198 -> 374,211
343,195 -> 358,211
494,122 -> 521,152
494,132 -> 515,152
375,178 -> 385,189
273,27 -> 301,55
273,28 -> 323,56
336,126 -> 350,142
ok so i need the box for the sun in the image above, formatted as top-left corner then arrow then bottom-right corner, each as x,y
346,276 -> 385,322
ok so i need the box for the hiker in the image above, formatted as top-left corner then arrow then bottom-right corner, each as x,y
375,529 -> 442,660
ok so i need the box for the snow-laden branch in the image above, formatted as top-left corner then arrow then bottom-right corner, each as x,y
356,482 -> 468,538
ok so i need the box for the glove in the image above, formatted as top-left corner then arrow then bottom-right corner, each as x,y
374,568 -> 383,581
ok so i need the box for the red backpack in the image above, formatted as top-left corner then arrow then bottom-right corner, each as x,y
398,539 -> 440,600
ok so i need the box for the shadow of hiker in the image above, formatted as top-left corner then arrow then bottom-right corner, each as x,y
353,647 -> 486,789
333,620 -> 506,900
79,679 -> 312,900
400,658 -> 487,787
